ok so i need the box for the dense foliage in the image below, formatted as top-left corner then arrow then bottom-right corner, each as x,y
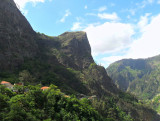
147,94 -> 160,114
0,84 -> 135,121
0,84 -> 104,121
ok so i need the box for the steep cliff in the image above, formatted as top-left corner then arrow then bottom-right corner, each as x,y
0,0 -> 38,71
57,32 -> 94,70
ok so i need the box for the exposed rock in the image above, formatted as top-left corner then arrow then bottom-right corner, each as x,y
57,31 -> 94,70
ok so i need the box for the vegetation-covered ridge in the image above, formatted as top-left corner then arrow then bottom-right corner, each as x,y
0,0 -> 160,120
107,55 -> 160,100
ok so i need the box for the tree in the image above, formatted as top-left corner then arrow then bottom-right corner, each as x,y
7,95 -> 37,121
19,70 -> 35,85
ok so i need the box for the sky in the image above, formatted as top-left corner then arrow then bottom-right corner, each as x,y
14,0 -> 160,67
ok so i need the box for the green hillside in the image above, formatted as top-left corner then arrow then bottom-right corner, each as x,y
0,0 -> 160,120
107,55 -> 160,100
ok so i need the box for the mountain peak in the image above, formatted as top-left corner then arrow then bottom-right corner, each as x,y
57,31 -> 94,70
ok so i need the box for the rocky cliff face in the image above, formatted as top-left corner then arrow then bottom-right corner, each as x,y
57,32 -> 94,70
0,0 -> 38,71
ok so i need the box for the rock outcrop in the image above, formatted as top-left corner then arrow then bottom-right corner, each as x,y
57,31 -> 94,70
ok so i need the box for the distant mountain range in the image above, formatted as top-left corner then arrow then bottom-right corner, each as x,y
107,55 -> 160,100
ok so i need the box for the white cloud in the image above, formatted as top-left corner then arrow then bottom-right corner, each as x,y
98,6 -> 107,12
140,0 -> 154,8
158,0 -> 160,4
101,14 -> 160,67
126,14 -> 160,59
110,3 -> 115,7
71,22 -> 82,31
127,15 -> 131,19
14,0 -> 45,10
22,9 -> 29,16
102,56 -> 125,66
14,0 -> 46,15
98,12 -> 119,21
84,22 -> 134,55
60,10 -> 71,23
148,0 -> 154,3
86,12 -> 119,21
84,5 -> 88,9
138,13 -> 151,32
85,13 -> 97,16
129,9 -> 136,16
76,17 -> 84,22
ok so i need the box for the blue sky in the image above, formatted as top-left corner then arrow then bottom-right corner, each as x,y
14,0 -> 160,67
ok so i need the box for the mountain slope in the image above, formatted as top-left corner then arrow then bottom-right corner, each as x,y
0,0 -> 160,120
36,31 -> 119,96
107,55 -> 160,99
0,0 -> 118,97
0,0 -> 38,71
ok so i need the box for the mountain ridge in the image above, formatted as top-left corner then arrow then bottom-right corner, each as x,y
107,54 -> 160,99
1,0 -> 160,120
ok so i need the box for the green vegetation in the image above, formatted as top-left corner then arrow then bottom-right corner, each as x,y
1,60 -> 158,120
1,0 -> 160,120
147,94 -> 160,114
0,59 -> 89,95
107,55 -> 160,116
0,84 -> 134,121
0,84 -> 102,121
107,56 -> 160,99
91,96 -> 133,121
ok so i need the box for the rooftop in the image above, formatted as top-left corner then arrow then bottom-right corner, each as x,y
41,86 -> 50,90
1,81 -> 11,84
